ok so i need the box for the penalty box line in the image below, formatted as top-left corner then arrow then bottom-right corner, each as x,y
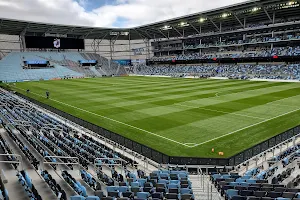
12,86 -> 192,147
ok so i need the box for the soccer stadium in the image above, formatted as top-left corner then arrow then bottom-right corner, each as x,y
0,0 -> 300,199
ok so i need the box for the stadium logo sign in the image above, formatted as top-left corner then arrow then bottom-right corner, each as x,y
53,38 -> 61,48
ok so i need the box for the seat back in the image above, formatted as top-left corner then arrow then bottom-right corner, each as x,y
181,194 -> 192,200
166,193 -> 178,199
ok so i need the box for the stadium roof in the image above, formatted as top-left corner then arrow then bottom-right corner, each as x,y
0,0 -> 299,40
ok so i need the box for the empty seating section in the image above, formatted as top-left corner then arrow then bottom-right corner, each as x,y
91,169 -> 195,200
1,89 -> 165,199
0,132 -> 18,169
211,144 -> 300,200
80,53 -> 122,76
6,126 -> 40,169
0,52 -> 84,82
41,170 -> 67,200
17,170 -> 42,200
0,52 -> 127,82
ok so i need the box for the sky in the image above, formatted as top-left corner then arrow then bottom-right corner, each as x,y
0,0 -> 248,28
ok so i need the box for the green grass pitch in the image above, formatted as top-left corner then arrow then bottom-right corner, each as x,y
11,77 -> 300,158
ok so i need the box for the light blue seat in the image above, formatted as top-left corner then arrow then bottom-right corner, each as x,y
241,175 -> 251,180
212,174 -> 221,181
138,178 -> 147,187
80,186 -> 87,197
119,186 -> 129,193
170,180 -> 180,185
158,179 -> 169,185
86,196 -> 100,200
236,178 -> 245,183
137,192 -> 150,199
246,179 -> 256,184
131,181 -> 140,187
240,182 -> 249,187
226,189 -> 238,200
160,173 -> 170,179
178,172 -> 188,178
168,184 -> 179,189
70,195 -> 85,200
180,188 -> 192,194
107,186 -> 118,192
229,182 -> 239,187
222,175 -> 231,179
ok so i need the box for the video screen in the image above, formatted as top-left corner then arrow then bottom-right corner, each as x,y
25,36 -> 84,49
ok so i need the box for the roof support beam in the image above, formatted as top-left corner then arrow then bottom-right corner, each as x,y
145,29 -> 165,39
133,28 -> 149,40
111,33 -> 120,44
20,23 -> 30,36
157,29 -> 168,39
189,23 -> 201,34
208,18 -> 220,31
91,32 -> 109,53
172,27 -> 183,38
64,27 -> 76,35
83,29 -> 94,38
43,25 -> 54,35
263,7 -> 272,22
234,14 -> 244,28
137,29 -> 152,39
98,32 -> 109,40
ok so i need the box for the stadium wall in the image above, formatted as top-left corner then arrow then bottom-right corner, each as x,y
14,91 -> 300,166
0,33 -> 150,61
84,39 -> 150,60
0,34 -> 21,54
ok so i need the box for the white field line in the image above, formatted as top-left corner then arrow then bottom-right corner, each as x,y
12,86 -> 190,147
189,106 -> 300,148
175,103 -> 266,120
268,103 -> 299,108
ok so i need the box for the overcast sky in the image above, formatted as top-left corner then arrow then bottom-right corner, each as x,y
0,0 -> 248,28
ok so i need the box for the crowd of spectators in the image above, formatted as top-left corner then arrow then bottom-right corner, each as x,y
151,46 -> 300,61
182,33 -> 300,50
134,64 -> 300,80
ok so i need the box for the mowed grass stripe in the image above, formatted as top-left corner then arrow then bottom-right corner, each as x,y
58,81 -> 280,108
17,79 -> 297,136
12,77 -> 300,158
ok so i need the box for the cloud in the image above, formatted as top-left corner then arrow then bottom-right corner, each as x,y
0,0 -> 248,28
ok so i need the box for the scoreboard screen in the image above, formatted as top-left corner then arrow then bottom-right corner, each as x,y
25,36 -> 84,49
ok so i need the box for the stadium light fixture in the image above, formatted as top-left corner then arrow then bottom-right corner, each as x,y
252,7 -> 259,12
199,18 -> 205,23
161,25 -> 172,30
179,22 -> 189,27
222,13 -> 229,18
288,1 -> 294,5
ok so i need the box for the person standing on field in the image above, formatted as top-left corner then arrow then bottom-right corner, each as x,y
46,91 -> 50,99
